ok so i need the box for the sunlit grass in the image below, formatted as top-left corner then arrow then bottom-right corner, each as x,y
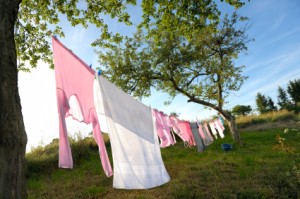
236,109 -> 299,127
26,127 -> 300,199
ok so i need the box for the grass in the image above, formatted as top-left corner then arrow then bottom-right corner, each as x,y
236,109 -> 300,128
26,126 -> 300,199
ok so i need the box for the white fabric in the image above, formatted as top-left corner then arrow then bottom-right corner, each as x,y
94,76 -> 170,189
209,122 -> 218,139
67,95 -> 84,121
214,120 -> 225,138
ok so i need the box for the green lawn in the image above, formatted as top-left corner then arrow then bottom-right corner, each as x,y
26,128 -> 300,199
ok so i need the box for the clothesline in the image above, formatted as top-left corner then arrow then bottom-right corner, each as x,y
52,36 -> 227,190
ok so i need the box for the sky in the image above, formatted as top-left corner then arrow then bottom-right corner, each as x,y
18,0 -> 300,151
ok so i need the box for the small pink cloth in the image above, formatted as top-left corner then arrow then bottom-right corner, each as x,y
52,37 -> 112,176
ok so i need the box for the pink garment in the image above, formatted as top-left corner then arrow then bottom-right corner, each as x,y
178,120 -> 195,146
152,109 -> 175,147
197,124 -> 206,140
169,116 -> 181,133
161,112 -> 176,144
52,37 -> 112,176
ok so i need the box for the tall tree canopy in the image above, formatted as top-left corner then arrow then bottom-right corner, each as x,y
99,1 -> 252,144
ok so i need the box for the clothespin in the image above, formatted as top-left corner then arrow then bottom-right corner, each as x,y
53,35 -> 57,39
89,64 -> 92,68
97,69 -> 102,76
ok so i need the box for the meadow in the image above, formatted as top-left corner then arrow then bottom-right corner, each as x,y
26,112 -> 300,199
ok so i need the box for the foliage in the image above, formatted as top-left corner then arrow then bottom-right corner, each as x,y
287,79 -> 300,105
16,0 -> 136,71
232,105 -> 252,116
27,128 -> 300,198
99,2 -> 252,145
256,92 -> 277,114
256,92 -> 268,114
267,96 -> 277,111
273,134 -> 294,153
277,86 -> 290,110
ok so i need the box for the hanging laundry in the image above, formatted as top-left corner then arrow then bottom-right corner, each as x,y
169,116 -> 181,134
177,120 -> 196,146
214,119 -> 225,138
162,113 -> 177,144
209,122 -> 219,139
198,123 -> 213,146
169,116 -> 189,143
94,75 -> 170,189
190,122 -> 205,152
203,123 -> 214,143
218,115 -> 225,125
52,37 -> 112,176
152,109 -> 175,148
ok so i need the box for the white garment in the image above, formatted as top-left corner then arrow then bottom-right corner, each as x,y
209,122 -> 218,139
94,76 -> 170,189
214,120 -> 225,138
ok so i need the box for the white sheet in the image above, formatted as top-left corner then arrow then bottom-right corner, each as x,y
94,76 -> 170,189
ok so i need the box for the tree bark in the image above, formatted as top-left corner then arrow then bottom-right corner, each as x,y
226,116 -> 242,145
0,0 -> 27,198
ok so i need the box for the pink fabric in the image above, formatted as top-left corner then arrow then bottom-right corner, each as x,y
161,112 -> 176,144
52,37 -> 112,176
178,120 -> 195,146
152,109 -> 175,147
169,116 -> 181,133
197,124 -> 206,140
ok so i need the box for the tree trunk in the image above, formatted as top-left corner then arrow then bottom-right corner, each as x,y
226,116 -> 242,145
0,0 -> 27,198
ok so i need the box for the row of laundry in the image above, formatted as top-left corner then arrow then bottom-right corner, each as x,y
52,37 -> 226,190
152,109 -> 226,152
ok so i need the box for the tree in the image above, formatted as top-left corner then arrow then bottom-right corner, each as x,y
169,112 -> 180,118
99,1 -> 251,145
256,93 -> 276,114
232,105 -> 252,116
1,0 -> 134,197
256,92 -> 269,114
267,96 -> 277,111
277,86 -> 290,110
287,79 -> 300,105
286,79 -> 300,114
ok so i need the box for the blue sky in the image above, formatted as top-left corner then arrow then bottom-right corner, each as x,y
19,0 -> 300,151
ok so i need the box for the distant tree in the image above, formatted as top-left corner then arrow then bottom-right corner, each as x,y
287,79 -> 300,105
286,79 -> 300,114
256,93 -> 269,114
277,86 -> 290,110
169,112 -> 180,118
267,96 -> 277,111
232,105 -> 252,116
